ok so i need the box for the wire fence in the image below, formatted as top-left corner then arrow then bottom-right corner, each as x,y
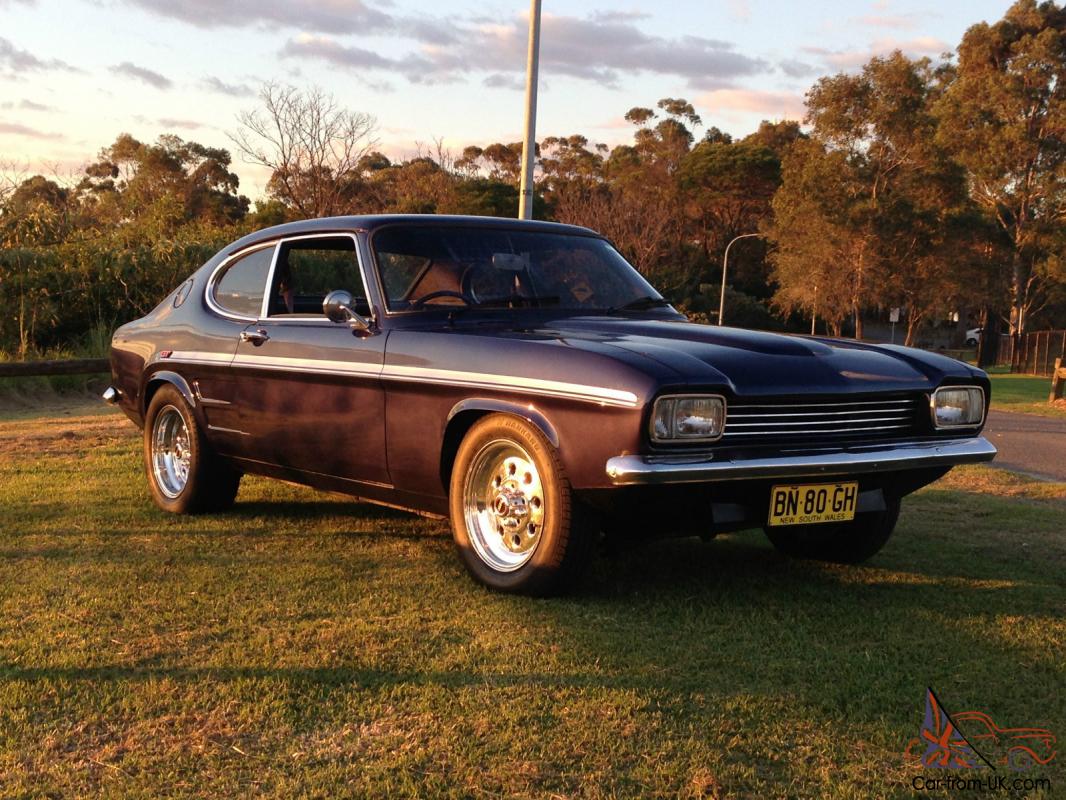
997,330 -> 1066,376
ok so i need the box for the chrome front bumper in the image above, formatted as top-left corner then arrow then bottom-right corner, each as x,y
605,437 -> 997,486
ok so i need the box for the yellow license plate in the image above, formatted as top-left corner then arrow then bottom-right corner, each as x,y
768,482 -> 858,526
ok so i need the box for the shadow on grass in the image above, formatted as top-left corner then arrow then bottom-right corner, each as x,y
3,531 -> 1061,731
226,497 -> 422,524
3,508 -> 1062,797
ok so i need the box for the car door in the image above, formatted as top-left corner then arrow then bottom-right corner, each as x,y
231,232 -> 389,486
190,241 -> 279,458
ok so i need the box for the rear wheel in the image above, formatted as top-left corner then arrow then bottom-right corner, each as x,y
144,385 -> 240,514
763,500 -> 900,563
449,414 -> 594,595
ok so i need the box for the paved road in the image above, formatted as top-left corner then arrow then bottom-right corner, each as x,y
983,410 -> 1066,481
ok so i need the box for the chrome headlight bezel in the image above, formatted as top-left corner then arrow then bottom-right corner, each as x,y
930,386 -> 986,429
650,394 -> 727,444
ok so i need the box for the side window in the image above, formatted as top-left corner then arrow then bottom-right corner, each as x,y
378,252 -> 431,301
269,237 -> 368,317
213,245 -> 275,318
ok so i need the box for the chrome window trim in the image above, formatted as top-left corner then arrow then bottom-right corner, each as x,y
259,232 -> 375,325
205,241 -> 279,323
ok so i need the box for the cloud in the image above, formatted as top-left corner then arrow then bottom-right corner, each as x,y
0,121 -> 63,139
778,58 -> 818,79
0,36 -> 78,74
122,0 -> 393,34
0,98 -> 55,111
282,12 -> 769,90
804,36 -> 949,70
853,14 -> 919,29
110,61 -> 172,89
589,10 -> 652,23
699,88 -> 806,119
200,75 -> 256,97
727,0 -> 751,22
158,117 -> 205,129
483,73 -> 525,91
282,34 -> 409,72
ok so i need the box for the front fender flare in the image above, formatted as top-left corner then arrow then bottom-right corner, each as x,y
446,397 -> 560,448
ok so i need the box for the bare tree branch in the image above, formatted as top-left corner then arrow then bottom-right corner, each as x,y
229,82 -> 378,218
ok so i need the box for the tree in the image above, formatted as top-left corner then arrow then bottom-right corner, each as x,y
767,139 -> 863,335
80,134 -> 248,229
231,83 -> 378,218
770,52 -> 969,342
935,0 -> 1066,336
679,139 -> 781,296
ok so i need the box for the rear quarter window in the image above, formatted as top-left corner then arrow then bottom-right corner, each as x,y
213,245 -> 275,318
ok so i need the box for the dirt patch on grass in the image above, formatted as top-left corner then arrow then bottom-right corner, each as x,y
0,412 -> 134,458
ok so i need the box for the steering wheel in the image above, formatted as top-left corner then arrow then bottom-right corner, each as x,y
408,290 -> 473,309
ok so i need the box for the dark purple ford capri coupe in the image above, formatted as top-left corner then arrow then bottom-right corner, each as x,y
105,215 -> 996,594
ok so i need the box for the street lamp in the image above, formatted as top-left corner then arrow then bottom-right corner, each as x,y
518,0 -> 542,220
718,232 -> 761,327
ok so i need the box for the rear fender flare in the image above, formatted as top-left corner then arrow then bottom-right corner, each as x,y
141,370 -> 205,428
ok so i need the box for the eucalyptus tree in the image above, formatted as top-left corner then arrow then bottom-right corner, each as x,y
935,0 -> 1066,337
770,52 -> 967,342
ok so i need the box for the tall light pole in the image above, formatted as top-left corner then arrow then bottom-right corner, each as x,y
518,0 -> 542,220
718,232 -> 761,326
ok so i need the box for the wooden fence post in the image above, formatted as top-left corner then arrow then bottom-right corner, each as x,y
1051,358 -> 1065,403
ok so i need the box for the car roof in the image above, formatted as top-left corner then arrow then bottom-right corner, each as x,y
226,214 -> 602,254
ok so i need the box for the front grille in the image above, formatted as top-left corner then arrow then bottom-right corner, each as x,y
722,394 -> 922,444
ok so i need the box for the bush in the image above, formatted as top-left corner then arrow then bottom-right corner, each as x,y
0,226 -> 236,357
680,284 -> 786,331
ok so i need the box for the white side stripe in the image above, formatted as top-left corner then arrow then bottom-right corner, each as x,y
383,364 -> 638,407
162,350 -> 638,408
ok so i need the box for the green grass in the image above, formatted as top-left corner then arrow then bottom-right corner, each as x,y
988,372 -> 1066,418
0,407 -> 1063,798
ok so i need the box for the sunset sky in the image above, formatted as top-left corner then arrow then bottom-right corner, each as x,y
2,0 -> 1013,199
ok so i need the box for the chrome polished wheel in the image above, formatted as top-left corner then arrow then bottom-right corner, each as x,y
151,405 -> 192,499
462,439 -> 545,572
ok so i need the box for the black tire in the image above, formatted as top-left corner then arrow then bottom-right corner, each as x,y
449,414 -> 595,595
763,499 -> 901,564
143,384 -> 240,514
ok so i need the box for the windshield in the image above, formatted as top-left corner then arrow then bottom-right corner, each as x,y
371,225 -> 664,313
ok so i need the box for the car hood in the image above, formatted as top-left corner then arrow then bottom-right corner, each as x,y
487,316 -> 980,397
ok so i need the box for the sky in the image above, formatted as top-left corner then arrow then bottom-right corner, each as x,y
1,0 -> 1016,200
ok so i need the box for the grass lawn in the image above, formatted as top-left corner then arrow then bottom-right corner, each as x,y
988,372 -> 1066,418
0,405 -> 1063,798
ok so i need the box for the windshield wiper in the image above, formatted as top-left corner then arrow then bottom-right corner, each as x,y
605,296 -> 671,313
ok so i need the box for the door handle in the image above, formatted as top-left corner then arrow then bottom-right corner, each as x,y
240,329 -> 270,346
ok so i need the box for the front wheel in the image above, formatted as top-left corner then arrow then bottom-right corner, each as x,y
763,499 -> 901,564
144,385 -> 240,514
449,414 -> 594,595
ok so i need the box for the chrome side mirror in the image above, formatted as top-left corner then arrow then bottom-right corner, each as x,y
323,289 -> 371,333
